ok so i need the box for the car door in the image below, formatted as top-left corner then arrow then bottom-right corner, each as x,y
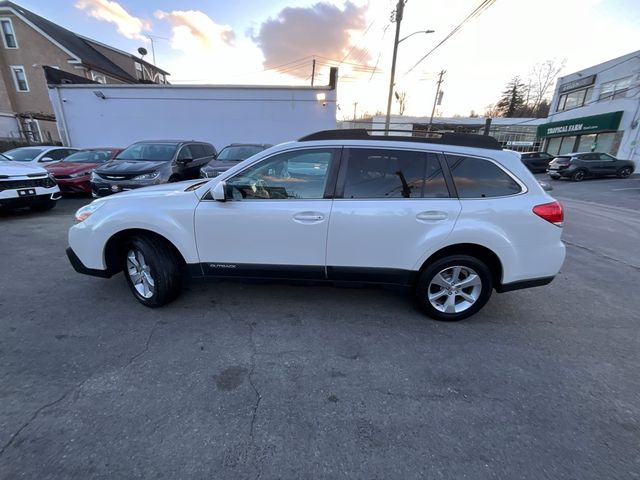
535,152 -> 553,171
597,153 -> 618,175
176,144 -> 198,179
325,147 -> 461,283
40,148 -> 75,163
194,147 -> 340,279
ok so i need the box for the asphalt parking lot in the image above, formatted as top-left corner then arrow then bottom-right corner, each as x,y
1,176 -> 639,479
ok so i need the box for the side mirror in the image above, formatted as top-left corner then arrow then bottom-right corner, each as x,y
40,157 -> 54,162
212,181 -> 226,201
178,156 -> 193,164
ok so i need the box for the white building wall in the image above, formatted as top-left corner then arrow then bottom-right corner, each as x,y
0,113 -> 21,139
48,84 -> 337,149
547,50 -> 640,165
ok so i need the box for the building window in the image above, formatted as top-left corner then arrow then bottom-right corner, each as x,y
24,119 -> 41,143
0,18 -> 18,48
599,77 -> 632,100
91,71 -> 106,84
135,62 -> 143,79
10,66 -> 28,92
557,87 -> 593,112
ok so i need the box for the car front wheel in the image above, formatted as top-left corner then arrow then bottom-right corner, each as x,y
617,167 -> 632,178
123,235 -> 183,307
415,255 -> 493,321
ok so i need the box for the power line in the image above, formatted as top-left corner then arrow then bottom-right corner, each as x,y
402,0 -> 496,78
339,18 -> 376,65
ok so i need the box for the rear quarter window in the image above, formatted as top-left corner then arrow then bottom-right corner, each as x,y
446,155 -> 522,198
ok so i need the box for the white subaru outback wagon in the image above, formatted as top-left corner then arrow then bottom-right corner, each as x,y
67,130 -> 565,321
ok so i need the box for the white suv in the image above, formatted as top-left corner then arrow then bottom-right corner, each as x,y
67,130 -> 565,321
0,157 -> 61,211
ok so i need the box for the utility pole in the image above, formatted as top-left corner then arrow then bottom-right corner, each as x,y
428,69 -> 445,132
311,58 -> 316,86
384,0 -> 405,134
353,102 -> 358,121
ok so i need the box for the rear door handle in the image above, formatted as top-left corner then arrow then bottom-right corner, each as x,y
293,211 -> 325,224
416,211 -> 448,222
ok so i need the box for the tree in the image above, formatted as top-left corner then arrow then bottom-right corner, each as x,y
529,59 -> 566,111
395,91 -> 407,115
496,77 -> 527,117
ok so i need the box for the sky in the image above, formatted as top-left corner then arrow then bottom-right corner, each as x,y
18,0 -> 640,119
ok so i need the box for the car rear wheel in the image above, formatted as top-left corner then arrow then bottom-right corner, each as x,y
123,235 -> 183,307
571,170 -> 586,182
415,255 -> 493,321
617,167 -> 632,178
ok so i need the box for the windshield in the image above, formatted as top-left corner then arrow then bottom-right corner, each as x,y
218,145 -> 265,161
116,143 -> 178,161
64,149 -> 115,163
3,147 -> 47,162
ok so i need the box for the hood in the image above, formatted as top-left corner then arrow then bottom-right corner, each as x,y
202,160 -> 240,172
103,179 -> 206,200
96,160 -> 168,175
0,160 -> 48,177
46,161 -> 100,175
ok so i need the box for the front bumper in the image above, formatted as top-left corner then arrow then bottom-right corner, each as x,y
66,247 -> 113,278
56,176 -> 91,194
91,179 -> 155,197
0,187 -> 61,209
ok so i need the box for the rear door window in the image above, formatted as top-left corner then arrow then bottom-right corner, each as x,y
340,148 -> 449,199
190,144 -> 206,159
445,155 -> 522,198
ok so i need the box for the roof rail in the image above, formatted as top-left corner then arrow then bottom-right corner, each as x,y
298,129 -> 502,150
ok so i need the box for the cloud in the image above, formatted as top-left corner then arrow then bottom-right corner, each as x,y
75,0 -> 150,41
252,1 -> 371,79
155,10 -> 235,52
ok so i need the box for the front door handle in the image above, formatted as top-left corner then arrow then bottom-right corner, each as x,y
416,211 -> 448,222
293,211 -> 325,224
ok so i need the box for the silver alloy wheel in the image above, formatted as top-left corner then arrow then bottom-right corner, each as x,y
620,167 -> 631,178
427,266 -> 482,314
126,249 -> 155,299
573,171 -> 585,181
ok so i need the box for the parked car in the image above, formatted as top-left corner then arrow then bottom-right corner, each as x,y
200,143 -> 272,178
547,152 -> 635,181
0,154 -> 61,211
3,146 -> 79,165
517,151 -> 554,173
67,129 -> 566,321
46,148 -> 122,194
90,141 -> 217,197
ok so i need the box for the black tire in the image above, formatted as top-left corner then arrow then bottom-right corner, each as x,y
617,167 -> 632,178
168,176 -> 181,183
415,255 -> 493,321
123,235 -> 183,307
30,200 -> 57,212
571,170 -> 586,182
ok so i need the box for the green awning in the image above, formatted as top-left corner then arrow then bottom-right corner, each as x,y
536,111 -> 623,138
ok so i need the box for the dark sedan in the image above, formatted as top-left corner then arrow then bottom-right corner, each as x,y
547,152 -> 635,182
518,151 -> 554,173
91,140 -> 217,197
200,143 -> 272,178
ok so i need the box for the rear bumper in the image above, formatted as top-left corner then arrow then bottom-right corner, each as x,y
496,275 -> 555,293
66,247 -> 113,278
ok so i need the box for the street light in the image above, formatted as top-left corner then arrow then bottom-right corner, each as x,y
383,14 -> 435,134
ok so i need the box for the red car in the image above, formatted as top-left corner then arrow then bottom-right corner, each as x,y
46,148 -> 122,194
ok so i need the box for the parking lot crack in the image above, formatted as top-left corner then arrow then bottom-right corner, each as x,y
0,321 -> 163,459
219,307 -> 262,450
564,240 -> 640,271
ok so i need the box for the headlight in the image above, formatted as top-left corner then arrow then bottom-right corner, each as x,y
74,201 -> 105,223
90,171 -> 100,181
44,173 -> 56,188
69,171 -> 91,178
133,171 -> 160,180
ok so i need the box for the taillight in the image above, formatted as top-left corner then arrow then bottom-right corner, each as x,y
533,201 -> 563,227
